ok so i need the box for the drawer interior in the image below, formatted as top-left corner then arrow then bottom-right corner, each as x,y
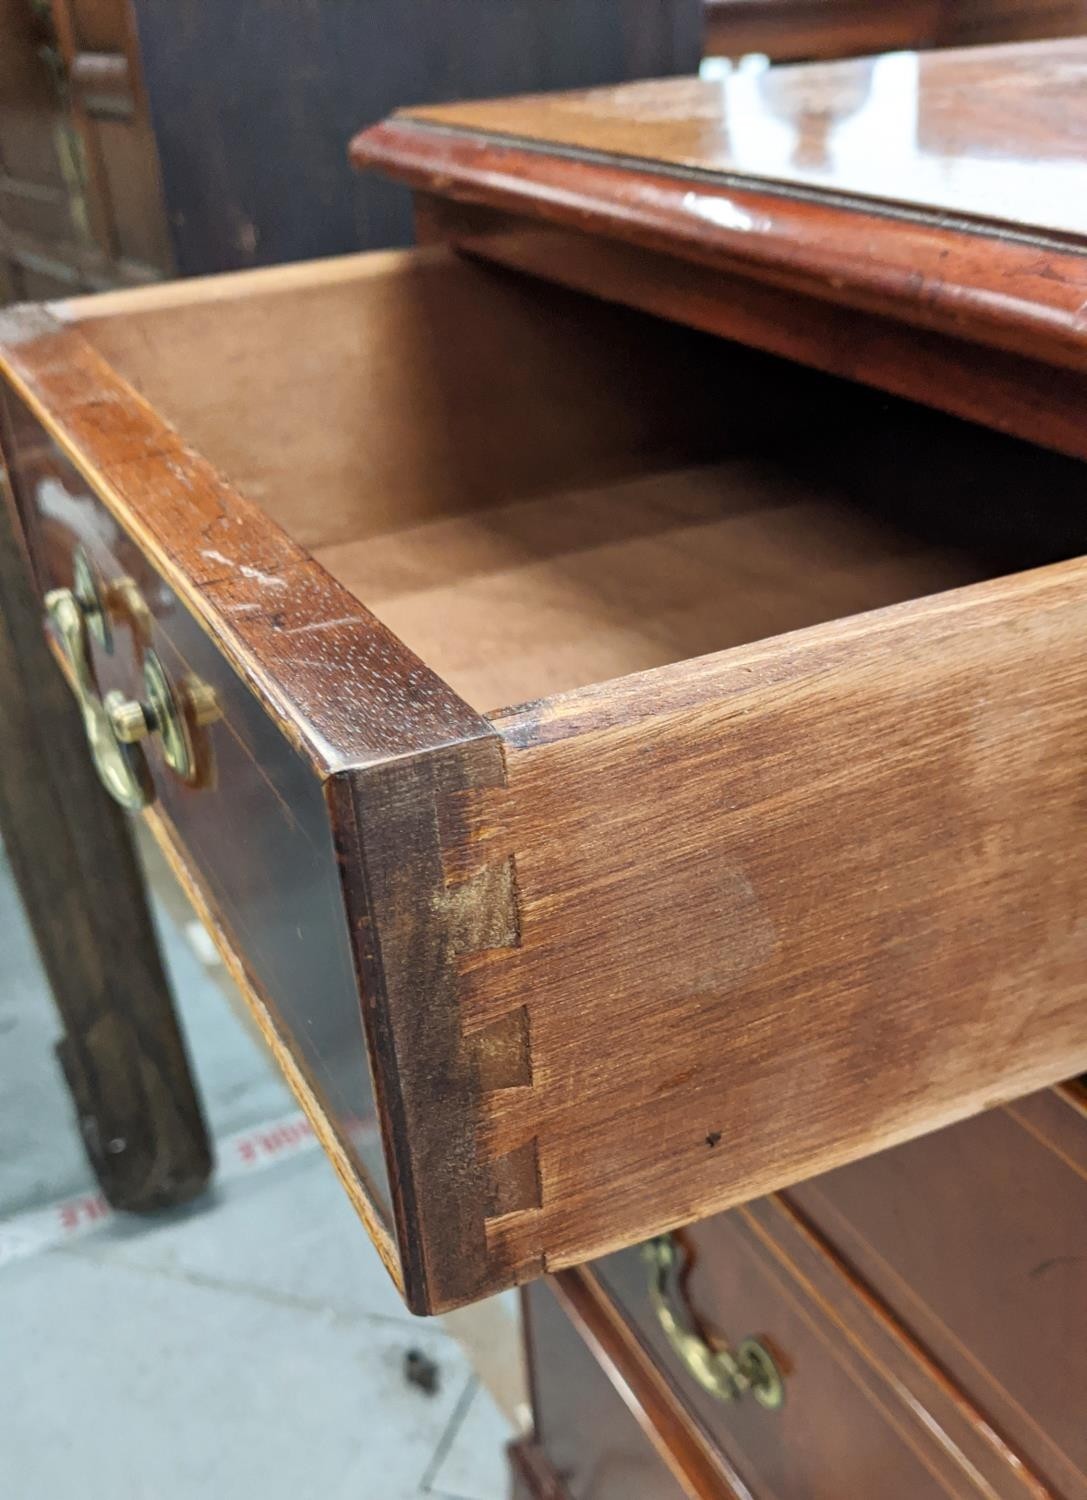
72,248 -> 1087,715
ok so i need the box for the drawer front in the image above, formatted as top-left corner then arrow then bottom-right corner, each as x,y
787,1086 -> 1087,1498
523,1278 -> 696,1500
0,384 -> 397,1260
0,287 -> 543,1315
594,1194 -> 1055,1499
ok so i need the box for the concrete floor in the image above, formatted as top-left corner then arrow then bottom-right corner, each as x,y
0,837 -> 517,1500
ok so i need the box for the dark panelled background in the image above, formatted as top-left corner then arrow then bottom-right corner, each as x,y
131,0 -> 703,275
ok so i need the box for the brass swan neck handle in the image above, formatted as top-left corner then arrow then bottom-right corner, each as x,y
643,1234 -> 784,1409
45,585 -> 152,810
45,572 -> 217,809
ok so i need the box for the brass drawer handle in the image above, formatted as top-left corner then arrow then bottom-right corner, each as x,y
644,1234 -> 784,1410
45,583 -> 217,807
45,585 -> 152,811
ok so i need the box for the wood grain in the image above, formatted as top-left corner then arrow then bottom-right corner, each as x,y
6,227 -> 1087,1314
353,46 -> 1087,384
787,1090 -> 1087,1495
0,0 -> 171,299
0,293 -> 487,772
62,246 -> 782,554
389,40 -> 1087,239
530,1093 -> 1087,1499
1,384 -> 397,1249
313,459 -> 983,713
0,290 -> 492,1309
412,195 -> 1087,467
472,560 -> 1087,1283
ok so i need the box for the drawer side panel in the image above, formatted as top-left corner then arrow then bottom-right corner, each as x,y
479,564 -> 1087,1281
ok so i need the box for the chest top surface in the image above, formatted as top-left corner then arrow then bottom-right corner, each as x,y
392,36 -> 1087,242
353,37 -> 1087,382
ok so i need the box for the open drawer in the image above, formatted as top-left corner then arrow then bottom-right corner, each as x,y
2,247 -> 1086,1312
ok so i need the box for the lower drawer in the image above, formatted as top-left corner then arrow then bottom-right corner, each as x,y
592,1094 -> 1086,1499
786,1082 -> 1087,1498
522,1276 -> 697,1499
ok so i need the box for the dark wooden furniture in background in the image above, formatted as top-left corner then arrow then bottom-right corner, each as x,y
3,0 -> 702,296
128,0 -> 703,276
7,0 -> 1086,305
0,0 -> 173,299
703,0 -> 1087,60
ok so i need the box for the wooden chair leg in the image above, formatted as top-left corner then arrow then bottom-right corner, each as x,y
0,468 -> 212,1211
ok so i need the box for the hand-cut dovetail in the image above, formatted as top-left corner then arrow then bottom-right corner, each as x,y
473,1009 -> 540,1221
437,780 -> 514,885
445,854 -> 520,954
432,765 -> 539,1230
486,1136 -> 542,1218
474,1005 -> 533,1091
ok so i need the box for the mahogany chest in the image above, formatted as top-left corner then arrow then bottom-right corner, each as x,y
1,33 -> 1085,1396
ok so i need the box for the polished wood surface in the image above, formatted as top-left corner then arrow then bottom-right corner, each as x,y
786,1087 -> 1087,1495
357,118 -> 1087,381
0,382 -> 395,1263
539,1088 -> 1087,1498
392,39 -> 1087,238
524,1275 -> 737,1498
703,0 -> 1087,62
596,1204 -> 1046,1497
354,41 -> 1087,391
0,408 -> 208,1210
413,192 -> 1087,467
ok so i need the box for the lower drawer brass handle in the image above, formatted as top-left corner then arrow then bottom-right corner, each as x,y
45,586 -> 152,811
644,1234 -> 784,1410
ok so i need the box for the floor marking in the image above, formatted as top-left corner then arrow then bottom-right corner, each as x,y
0,1109 -> 379,1271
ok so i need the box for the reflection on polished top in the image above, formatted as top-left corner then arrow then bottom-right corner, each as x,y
404,37 -> 1087,241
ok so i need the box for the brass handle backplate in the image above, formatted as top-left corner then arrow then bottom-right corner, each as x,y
644,1234 -> 784,1410
45,563 -> 217,808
